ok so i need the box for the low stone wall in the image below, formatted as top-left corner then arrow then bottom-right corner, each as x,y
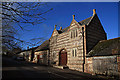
117,56 -> 120,73
85,55 -> 120,78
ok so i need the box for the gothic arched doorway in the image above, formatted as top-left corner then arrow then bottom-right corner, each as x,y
59,49 -> 67,66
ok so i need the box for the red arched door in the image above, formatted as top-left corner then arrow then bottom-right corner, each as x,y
59,49 -> 67,66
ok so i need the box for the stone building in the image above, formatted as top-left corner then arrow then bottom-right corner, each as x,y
33,40 -> 49,65
17,47 -> 38,61
49,9 -> 107,71
85,37 -> 120,78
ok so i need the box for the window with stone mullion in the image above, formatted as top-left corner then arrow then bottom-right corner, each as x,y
76,29 -> 77,37
72,49 -> 74,57
75,49 -> 77,57
70,29 -> 77,39
71,31 -> 72,38
72,48 -> 77,57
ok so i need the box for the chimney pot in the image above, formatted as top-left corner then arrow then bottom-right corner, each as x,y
93,9 -> 96,15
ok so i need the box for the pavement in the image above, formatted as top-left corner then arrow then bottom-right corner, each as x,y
2,56 -> 115,80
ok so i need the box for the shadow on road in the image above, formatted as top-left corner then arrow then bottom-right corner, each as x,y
2,56 -> 115,80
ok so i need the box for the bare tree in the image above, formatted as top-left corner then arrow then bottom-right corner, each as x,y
1,2 -> 53,51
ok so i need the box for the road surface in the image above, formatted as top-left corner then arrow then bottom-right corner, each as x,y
2,56 -> 113,80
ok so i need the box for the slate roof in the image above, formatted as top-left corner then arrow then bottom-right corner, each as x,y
78,16 -> 92,25
57,30 -> 62,34
57,16 -> 92,34
35,40 -> 49,52
87,37 -> 120,57
16,46 -> 39,54
62,26 -> 70,32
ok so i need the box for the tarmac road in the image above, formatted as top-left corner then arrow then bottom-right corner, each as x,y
2,56 -> 114,80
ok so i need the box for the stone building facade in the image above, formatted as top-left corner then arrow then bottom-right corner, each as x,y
17,47 -> 38,61
85,37 -> 120,78
49,9 -> 107,71
33,40 -> 49,65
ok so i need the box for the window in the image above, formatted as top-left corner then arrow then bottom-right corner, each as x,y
40,55 -> 42,58
76,29 -> 77,37
75,49 -> 77,57
71,32 -> 72,38
70,29 -> 78,39
72,48 -> 77,57
73,30 -> 75,38
72,50 -> 74,57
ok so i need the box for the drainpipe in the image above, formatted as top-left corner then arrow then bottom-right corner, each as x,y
82,27 -> 85,72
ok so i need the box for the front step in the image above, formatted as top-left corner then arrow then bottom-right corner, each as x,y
53,65 -> 69,69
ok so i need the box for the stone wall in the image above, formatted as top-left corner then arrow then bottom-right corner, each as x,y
85,55 -> 120,78
85,57 -> 93,74
24,50 -> 32,61
41,50 -> 49,65
33,52 -> 39,63
34,50 -> 49,65
117,55 -> 120,73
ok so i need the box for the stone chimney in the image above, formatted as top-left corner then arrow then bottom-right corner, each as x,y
93,9 -> 96,15
60,27 -> 62,30
72,15 -> 75,20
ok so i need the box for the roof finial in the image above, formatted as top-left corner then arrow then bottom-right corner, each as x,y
93,9 -> 96,15
54,25 -> 57,29
72,15 -> 75,20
